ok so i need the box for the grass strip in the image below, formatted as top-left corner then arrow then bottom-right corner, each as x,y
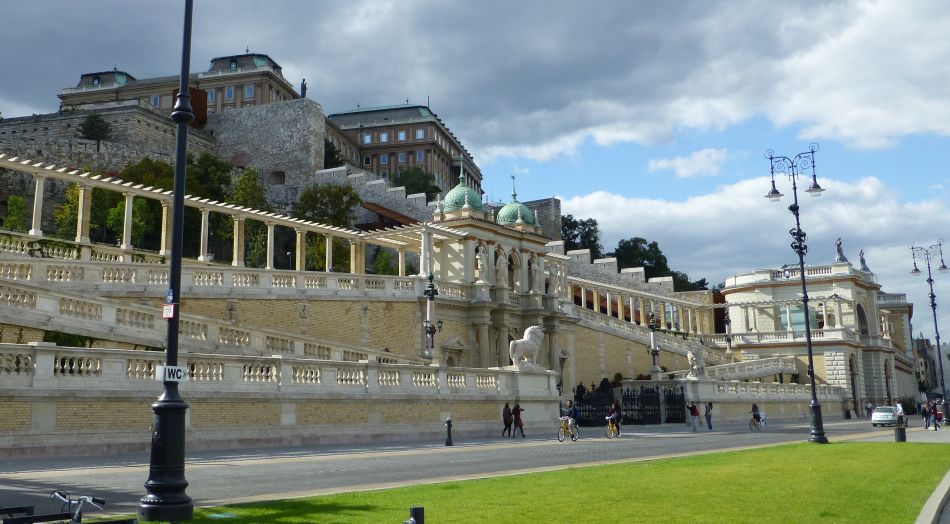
133,442 -> 950,523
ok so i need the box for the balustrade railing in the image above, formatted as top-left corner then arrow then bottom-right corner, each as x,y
1,344 -> 554,399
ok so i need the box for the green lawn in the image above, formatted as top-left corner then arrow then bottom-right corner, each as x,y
139,442 -> 950,523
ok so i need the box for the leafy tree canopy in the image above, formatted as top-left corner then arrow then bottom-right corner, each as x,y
392,167 -> 442,202
292,183 -> 361,228
77,113 -> 112,149
561,214 -> 603,259
229,167 -> 270,211
324,139 -> 345,169
3,195 -> 28,232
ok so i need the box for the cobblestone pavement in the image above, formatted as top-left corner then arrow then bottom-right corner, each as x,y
0,420 -> 934,517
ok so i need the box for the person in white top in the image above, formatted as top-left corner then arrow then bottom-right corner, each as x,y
896,402 -> 905,425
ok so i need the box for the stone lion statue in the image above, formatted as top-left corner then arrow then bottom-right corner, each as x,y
509,325 -> 545,369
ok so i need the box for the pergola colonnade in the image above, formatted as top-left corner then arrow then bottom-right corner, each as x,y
567,276 -> 710,335
2,153 -> 464,276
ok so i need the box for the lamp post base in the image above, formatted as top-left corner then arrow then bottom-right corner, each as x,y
139,393 -> 193,522
808,401 -> 829,444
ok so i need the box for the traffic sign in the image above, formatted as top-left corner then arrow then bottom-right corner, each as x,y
162,304 -> 175,319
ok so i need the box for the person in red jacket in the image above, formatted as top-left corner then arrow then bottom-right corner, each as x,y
512,404 -> 526,438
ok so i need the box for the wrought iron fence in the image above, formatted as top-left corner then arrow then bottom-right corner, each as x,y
574,384 -> 684,426
664,384 -> 686,423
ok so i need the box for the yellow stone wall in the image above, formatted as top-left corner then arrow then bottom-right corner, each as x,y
190,401 -> 281,429
366,302 -> 418,356
55,400 -> 152,430
0,401 -> 31,432
0,325 -> 43,344
297,400 -> 371,425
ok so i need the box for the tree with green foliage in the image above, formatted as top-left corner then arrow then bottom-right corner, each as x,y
227,167 -> 270,267
106,197 -> 154,246
77,113 -> 112,152
370,246 -> 397,275
292,183 -> 361,227
292,184 -> 361,272
392,166 -> 442,202
324,139 -> 345,169
561,214 -> 603,259
53,184 -> 81,240
3,195 -> 28,232
610,236 -> 707,291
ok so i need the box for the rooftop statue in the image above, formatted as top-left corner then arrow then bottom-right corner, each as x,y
859,249 -> 871,272
834,237 -> 849,263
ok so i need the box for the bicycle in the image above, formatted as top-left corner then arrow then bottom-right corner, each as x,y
749,414 -> 762,431
605,415 -> 620,439
557,416 -> 579,442
50,490 -> 106,524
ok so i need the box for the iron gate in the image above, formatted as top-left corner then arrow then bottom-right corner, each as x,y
574,384 -> 685,426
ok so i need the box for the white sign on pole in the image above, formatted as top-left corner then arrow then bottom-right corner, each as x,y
155,365 -> 188,382
162,304 -> 175,319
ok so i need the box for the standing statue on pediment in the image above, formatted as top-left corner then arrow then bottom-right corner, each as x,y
859,249 -> 871,272
834,237 -> 849,263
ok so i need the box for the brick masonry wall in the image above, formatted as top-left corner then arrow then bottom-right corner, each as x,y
0,401 -> 31,431
191,401 -> 281,429
55,400 -> 152,431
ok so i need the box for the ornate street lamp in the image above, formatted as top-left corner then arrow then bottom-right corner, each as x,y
647,313 -> 662,380
765,143 -> 828,444
911,242 -> 948,413
422,273 -> 442,358
140,1 -> 195,520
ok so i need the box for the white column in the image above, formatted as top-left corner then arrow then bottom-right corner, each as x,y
29,175 -> 46,237
591,289 -> 599,313
324,234 -> 334,272
74,184 -> 93,244
478,323 -> 490,368
197,208 -> 211,262
580,286 -> 587,308
121,193 -> 135,251
294,229 -> 306,272
159,201 -> 172,256
785,304 -> 793,331
265,222 -> 275,270
420,230 -> 433,276
605,291 -> 613,317
397,249 -> 406,277
463,238 -> 476,283
835,300 -> 843,328
231,217 -> 245,267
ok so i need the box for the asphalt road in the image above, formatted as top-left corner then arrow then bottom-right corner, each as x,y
0,420 -> 909,517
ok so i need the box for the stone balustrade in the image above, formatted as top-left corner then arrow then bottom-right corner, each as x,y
668,356 -> 800,381
573,307 -> 731,365
2,343 -> 556,398
704,327 -> 861,347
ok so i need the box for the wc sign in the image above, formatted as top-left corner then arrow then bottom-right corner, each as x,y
155,365 -> 188,382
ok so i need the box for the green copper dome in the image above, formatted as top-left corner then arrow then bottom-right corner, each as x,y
443,182 -> 483,212
496,194 -> 535,226
442,162 -> 483,213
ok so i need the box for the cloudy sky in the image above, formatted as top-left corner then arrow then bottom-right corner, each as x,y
2,0 -> 949,342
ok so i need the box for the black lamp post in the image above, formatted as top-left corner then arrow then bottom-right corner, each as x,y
911,243 -> 948,412
647,313 -> 661,379
422,273 -> 441,358
139,1 -> 195,521
765,143 -> 828,444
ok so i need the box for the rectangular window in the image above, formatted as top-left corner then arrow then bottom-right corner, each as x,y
363,133 -> 372,145
416,150 -> 424,162
380,153 -> 389,165
207,90 -> 215,102
397,130 -> 407,141
149,95 -> 160,107
380,132 -> 389,143
364,156 -> 371,165
244,84 -> 254,99
398,152 -> 407,163
416,128 -> 425,140
225,86 -> 234,101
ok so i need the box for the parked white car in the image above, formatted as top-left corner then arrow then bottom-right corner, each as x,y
871,406 -> 898,427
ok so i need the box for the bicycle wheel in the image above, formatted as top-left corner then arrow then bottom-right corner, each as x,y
557,426 -> 566,442
605,424 -> 614,439
570,426 -> 578,441
749,418 -> 755,431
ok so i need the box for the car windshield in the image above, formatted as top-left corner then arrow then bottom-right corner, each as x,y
874,407 -> 896,414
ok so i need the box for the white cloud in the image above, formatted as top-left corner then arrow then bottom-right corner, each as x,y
647,148 -> 728,178
560,175 -> 950,339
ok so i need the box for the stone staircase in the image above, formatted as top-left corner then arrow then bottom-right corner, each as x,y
668,356 -> 801,381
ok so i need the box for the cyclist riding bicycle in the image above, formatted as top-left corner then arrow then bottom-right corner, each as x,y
563,400 -> 579,429
751,403 -> 761,426
606,404 -> 620,432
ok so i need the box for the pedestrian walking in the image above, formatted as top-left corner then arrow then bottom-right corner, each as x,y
895,401 -> 905,426
922,403 -> 930,430
705,402 -> 714,431
502,402 -> 513,437
687,401 -> 699,432
512,403 -> 526,438
932,402 -> 941,431
865,401 -> 873,418
612,400 -> 623,437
